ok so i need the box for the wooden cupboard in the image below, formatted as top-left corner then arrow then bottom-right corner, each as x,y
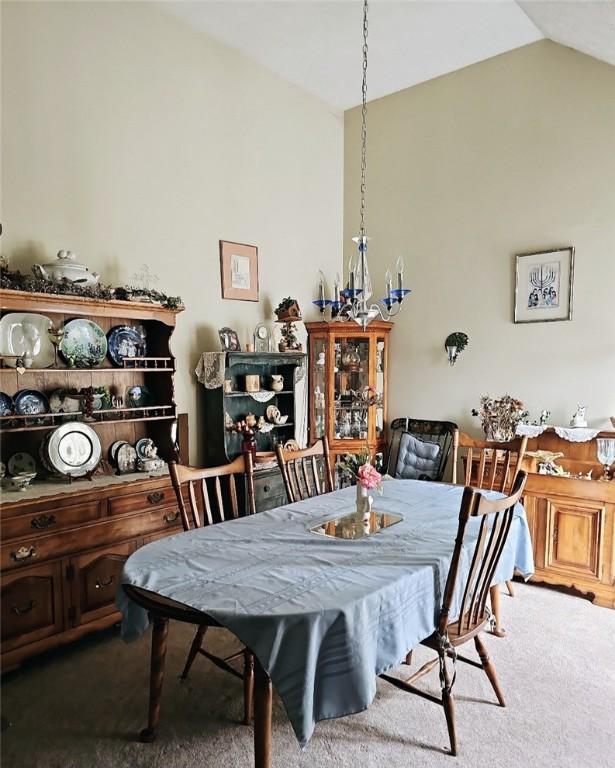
305,321 -> 392,481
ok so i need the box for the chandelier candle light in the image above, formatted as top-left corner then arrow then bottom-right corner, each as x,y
313,0 -> 411,329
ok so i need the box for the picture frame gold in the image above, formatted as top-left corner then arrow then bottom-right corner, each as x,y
220,240 -> 259,302
514,246 -> 575,324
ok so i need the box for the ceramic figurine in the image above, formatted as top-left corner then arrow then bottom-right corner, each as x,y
570,404 -> 588,428
270,374 -> 284,393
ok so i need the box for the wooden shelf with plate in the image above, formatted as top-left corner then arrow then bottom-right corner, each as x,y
305,320 -> 392,485
519,428 -> 615,609
0,287 -> 185,670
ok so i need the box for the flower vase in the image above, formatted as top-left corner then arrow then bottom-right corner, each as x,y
356,484 -> 373,517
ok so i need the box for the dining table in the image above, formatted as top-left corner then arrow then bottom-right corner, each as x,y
117,478 -> 534,767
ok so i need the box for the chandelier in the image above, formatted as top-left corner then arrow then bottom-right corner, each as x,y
313,0 -> 411,329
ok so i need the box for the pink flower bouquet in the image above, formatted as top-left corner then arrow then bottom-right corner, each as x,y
357,462 -> 382,493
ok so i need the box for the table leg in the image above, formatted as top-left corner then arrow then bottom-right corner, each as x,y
489,585 -> 506,638
253,656 -> 272,768
139,616 -> 169,742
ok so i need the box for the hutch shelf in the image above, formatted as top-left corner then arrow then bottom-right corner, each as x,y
0,288 -> 184,670
200,350 -> 306,513
305,320 -> 392,483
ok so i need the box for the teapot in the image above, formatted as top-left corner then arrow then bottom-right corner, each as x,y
32,250 -> 100,286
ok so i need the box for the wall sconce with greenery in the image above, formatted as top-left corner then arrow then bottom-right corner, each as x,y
444,332 -> 469,366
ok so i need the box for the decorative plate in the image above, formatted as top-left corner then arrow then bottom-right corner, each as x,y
8,452 -> 37,476
0,391 -> 13,416
0,312 -> 55,369
59,319 -> 108,368
135,438 -> 157,461
107,325 -> 147,367
266,405 -> 281,423
14,389 -> 50,416
125,385 -> 152,409
45,422 -> 102,477
109,440 -> 128,465
116,443 -> 137,474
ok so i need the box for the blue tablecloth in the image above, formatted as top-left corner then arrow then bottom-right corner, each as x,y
118,480 -> 534,746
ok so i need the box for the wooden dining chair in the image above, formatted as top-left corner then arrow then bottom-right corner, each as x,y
451,431 -> 528,634
275,437 -> 334,503
168,453 -> 256,723
380,471 -> 528,756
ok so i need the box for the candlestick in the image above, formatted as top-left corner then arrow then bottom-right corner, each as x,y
396,256 -> 405,292
385,269 -> 392,299
334,272 -> 341,303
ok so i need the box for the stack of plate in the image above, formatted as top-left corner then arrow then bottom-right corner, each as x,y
40,422 -> 102,478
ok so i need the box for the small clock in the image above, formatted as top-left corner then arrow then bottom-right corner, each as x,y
253,322 -> 271,352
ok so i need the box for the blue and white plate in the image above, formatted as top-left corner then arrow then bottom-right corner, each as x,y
107,325 -> 147,367
125,385 -> 152,409
59,319 -> 107,368
0,391 -> 13,416
14,389 -> 50,416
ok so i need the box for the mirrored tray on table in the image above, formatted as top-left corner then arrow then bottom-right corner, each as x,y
309,509 -> 403,540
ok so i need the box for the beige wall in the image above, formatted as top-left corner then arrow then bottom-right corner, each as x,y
344,40 -> 615,433
1,1 -> 343,461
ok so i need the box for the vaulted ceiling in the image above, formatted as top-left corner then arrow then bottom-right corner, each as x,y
159,1 -> 615,110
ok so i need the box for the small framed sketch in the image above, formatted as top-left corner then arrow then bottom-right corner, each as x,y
218,327 -> 241,351
514,246 -> 575,323
220,240 -> 259,302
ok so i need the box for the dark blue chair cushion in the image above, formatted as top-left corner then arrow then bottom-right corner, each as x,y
394,432 -> 442,480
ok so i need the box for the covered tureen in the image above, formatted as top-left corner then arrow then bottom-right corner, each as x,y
32,250 -> 100,286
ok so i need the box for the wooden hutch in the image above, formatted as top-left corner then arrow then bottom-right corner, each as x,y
305,320 -> 392,481
0,288 -> 185,670
200,350 -> 306,513
521,428 -> 615,609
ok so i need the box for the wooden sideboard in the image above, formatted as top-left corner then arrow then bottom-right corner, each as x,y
521,430 -> 615,609
1,473 -> 183,671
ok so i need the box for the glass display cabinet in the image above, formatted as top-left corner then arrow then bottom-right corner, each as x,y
305,321 -> 392,484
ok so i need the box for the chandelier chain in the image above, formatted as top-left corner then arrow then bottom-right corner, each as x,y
360,0 -> 368,239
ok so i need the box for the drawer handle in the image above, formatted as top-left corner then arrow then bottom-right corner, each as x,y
31,514 -> 57,530
11,546 -> 37,562
263,484 -> 271,493
147,491 -> 165,505
95,576 -> 114,589
164,511 -> 180,525
12,600 -> 37,616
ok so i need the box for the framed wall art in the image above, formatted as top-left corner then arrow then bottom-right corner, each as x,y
218,327 -> 241,351
514,246 -> 575,324
220,240 -> 259,302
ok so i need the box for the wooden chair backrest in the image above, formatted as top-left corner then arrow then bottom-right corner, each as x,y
451,431 -> 528,493
440,471 -> 527,636
387,418 -> 458,480
275,438 -> 334,503
169,453 -> 255,531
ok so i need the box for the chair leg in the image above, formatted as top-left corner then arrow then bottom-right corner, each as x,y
441,654 -> 457,757
243,649 -> 255,724
474,635 -> 505,707
404,650 -> 413,665
505,579 -> 515,597
489,585 -> 505,637
254,657 -> 272,768
181,624 -> 207,680
139,616 -> 169,742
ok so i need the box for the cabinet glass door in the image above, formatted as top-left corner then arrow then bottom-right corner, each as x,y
375,337 -> 385,441
333,337 -> 370,441
311,337 -> 327,440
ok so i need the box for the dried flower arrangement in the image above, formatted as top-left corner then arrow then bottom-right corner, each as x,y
471,394 -> 529,442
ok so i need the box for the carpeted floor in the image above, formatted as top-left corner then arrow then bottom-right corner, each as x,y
2,582 -> 614,768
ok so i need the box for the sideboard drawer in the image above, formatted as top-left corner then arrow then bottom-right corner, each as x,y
1,507 -> 182,570
254,467 -> 288,513
108,486 -> 175,516
2,500 -> 102,541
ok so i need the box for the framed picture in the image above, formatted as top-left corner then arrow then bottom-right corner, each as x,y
220,240 -> 259,302
514,246 -> 575,323
219,327 -> 241,351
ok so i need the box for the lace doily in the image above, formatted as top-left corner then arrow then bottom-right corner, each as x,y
195,352 -> 226,390
553,427 -> 600,443
516,424 -> 548,438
